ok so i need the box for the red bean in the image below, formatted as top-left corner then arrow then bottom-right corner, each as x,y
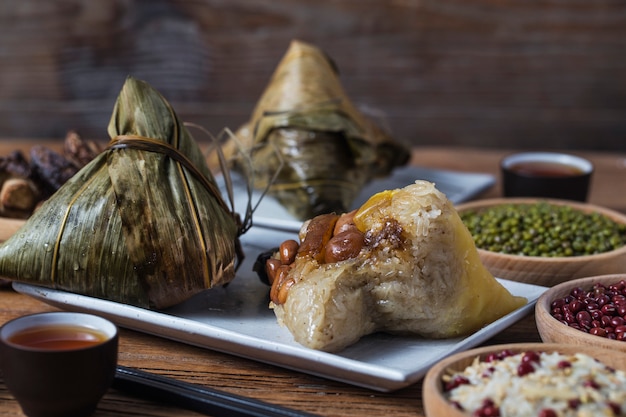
590,327 -> 607,337
567,399 -> 581,410
444,375 -> 469,391
474,399 -> 500,417
538,409 -> 557,417
596,294 -> 610,306
571,287 -> 584,298
576,311 -> 592,328
517,361 -> 535,376
485,349 -> 514,362
521,351 -> 540,364
602,304 -> 617,315
569,300 -> 584,313
557,360 -> 571,369
608,402 -> 621,415
613,295 -> 626,305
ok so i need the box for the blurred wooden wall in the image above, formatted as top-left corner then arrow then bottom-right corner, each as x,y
1,0 -> 625,151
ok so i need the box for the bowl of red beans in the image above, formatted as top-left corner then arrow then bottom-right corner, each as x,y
456,198 -> 626,287
535,274 -> 626,353
423,342 -> 626,417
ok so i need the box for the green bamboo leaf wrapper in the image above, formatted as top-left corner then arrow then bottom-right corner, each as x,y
227,39 -> 410,221
0,77 -> 241,309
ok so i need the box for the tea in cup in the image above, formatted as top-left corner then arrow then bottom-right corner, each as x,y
501,152 -> 593,201
0,312 -> 118,417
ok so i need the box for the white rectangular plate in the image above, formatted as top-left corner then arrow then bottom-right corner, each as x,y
221,166 -> 495,232
14,226 -> 546,392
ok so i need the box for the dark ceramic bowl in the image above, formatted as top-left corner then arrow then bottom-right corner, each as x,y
0,312 -> 118,417
501,151 -> 593,202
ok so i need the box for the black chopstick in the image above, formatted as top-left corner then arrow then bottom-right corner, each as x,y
112,365 -> 320,417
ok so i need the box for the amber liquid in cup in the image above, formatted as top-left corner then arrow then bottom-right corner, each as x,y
507,161 -> 584,178
7,324 -> 108,350
0,312 -> 118,417
501,152 -> 593,201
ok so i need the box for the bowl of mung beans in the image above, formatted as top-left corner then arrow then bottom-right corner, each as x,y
535,274 -> 626,353
456,198 -> 626,286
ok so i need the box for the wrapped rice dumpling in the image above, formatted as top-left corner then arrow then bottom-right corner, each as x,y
226,39 -> 410,221
0,77 -> 242,309
265,181 -> 526,352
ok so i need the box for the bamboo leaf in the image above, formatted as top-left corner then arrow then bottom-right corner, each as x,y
0,77 -> 241,309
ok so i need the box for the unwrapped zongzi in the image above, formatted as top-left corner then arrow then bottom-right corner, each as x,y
265,181 -> 526,352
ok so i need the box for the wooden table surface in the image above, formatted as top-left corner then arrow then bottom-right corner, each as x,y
1,142 -> 625,417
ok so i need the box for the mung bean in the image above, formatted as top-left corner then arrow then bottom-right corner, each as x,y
460,202 -> 626,257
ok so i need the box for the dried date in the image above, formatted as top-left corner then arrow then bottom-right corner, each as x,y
0,150 -> 32,179
0,130 -> 104,219
63,130 -> 104,168
29,145 -> 80,198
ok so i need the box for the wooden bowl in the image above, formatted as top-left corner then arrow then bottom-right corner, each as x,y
455,198 -> 626,287
423,342 -> 626,417
535,274 -> 626,353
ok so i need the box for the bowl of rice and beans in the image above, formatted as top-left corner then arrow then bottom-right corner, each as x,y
423,343 -> 626,417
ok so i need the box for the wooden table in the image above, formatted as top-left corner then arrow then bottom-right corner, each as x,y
1,143 -> 625,417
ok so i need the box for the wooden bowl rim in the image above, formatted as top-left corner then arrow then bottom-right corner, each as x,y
455,197 -> 626,263
423,341 -> 626,417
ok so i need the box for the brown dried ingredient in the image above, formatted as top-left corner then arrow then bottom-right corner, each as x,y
324,229 -> 365,263
266,211 -> 367,305
364,219 -> 405,250
63,130 -> 104,168
29,145 -> 80,198
265,258 -> 282,284
0,178 -> 39,214
0,150 -> 32,178
270,265 -> 292,305
279,239 -> 299,265
333,209 -> 358,235
0,131 -> 104,219
296,213 -> 339,263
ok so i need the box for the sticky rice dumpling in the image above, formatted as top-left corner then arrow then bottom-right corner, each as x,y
224,39 -> 410,221
0,77 -> 242,309
266,181 -> 526,352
